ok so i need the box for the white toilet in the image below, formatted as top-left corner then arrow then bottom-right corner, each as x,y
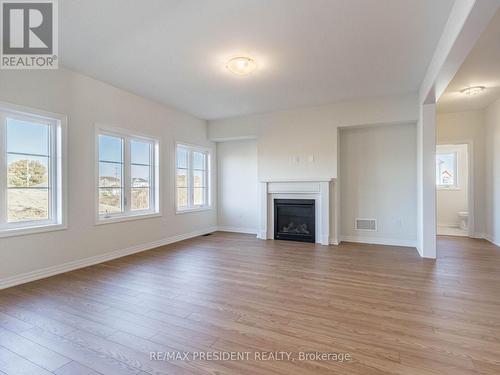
458,211 -> 469,231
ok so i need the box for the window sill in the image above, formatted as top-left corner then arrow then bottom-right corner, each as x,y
0,223 -> 67,238
176,206 -> 213,215
437,186 -> 461,191
95,212 -> 162,226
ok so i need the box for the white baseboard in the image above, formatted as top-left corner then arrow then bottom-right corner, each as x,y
256,230 -> 267,240
0,226 -> 218,290
437,223 -> 460,228
329,237 -> 340,245
339,235 -> 417,248
217,226 -> 258,235
437,226 -> 468,237
484,234 -> 500,247
471,232 -> 499,247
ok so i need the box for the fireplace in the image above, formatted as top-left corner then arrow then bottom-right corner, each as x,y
274,199 -> 315,243
258,179 -> 332,245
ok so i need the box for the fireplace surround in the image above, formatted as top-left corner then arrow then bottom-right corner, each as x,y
258,179 -> 334,245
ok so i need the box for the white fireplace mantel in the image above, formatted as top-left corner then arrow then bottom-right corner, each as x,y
258,178 -> 333,245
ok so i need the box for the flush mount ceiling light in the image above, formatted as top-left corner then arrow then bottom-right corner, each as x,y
460,86 -> 485,96
226,56 -> 257,76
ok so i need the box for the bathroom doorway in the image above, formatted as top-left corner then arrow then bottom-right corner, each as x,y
436,143 -> 473,237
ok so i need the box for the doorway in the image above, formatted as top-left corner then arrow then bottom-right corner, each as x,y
436,143 -> 473,237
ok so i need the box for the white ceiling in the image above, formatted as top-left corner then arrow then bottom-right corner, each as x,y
438,9 -> 500,113
60,0 -> 454,120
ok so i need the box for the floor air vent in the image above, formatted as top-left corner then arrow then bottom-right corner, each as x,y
355,219 -> 377,231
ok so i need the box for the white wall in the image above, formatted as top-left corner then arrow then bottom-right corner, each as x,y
485,97 -> 500,246
416,104 -> 437,258
339,123 -> 417,246
209,93 -> 419,248
436,144 -> 468,228
0,69 -> 216,284
436,110 -> 485,234
209,93 -> 419,181
217,140 -> 258,233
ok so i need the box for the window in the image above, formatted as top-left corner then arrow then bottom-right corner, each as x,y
0,103 -> 66,236
176,144 -> 210,212
96,126 -> 159,223
436,151 -> 457,188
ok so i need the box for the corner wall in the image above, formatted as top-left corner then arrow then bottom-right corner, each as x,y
416,103 -> 437,258
217,139 -> 258,234
485,97 -> 500,246
339,123 -> 417,246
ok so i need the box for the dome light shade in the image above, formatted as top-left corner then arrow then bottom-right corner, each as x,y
226,56 -> 257,75
460,86 -> 485,96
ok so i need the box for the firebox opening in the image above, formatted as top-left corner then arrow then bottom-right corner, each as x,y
274,199 -> 315,243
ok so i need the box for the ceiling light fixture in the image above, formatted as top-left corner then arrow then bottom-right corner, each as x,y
460,86 -> 485,96
226,56 -> 257,76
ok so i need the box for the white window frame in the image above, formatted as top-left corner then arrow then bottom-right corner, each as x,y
0,101 -> 67,238
436,149 -> 459,190
175,142 -> 211,214
95,125 -> 160,225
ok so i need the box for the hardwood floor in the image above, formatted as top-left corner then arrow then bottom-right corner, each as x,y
0,233 -> 499,374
